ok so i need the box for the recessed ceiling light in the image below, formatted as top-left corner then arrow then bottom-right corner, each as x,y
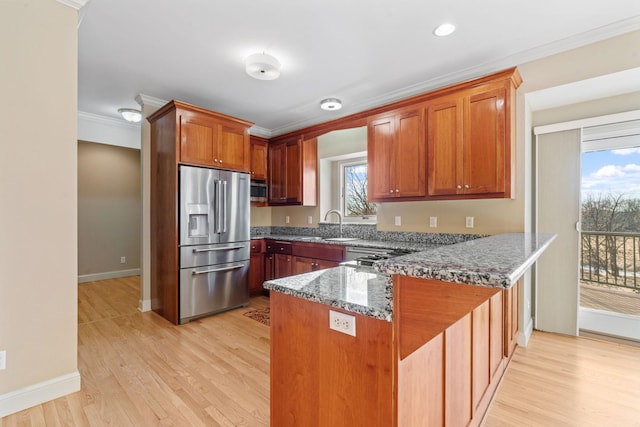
434,23 -> 456,37
245,53 -> 281,80
118,108 -> 142,123
320,98 -> 342,111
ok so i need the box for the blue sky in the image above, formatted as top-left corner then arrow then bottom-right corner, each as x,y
582,148 -> 640,198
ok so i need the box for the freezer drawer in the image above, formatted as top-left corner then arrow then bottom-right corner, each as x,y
180,242 -> 250,268
180,260 -> 250,323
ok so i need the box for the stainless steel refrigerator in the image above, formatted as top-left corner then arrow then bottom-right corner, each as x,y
179,165 -> 250,323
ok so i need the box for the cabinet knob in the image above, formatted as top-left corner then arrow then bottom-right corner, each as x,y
395,189 -> 399,193
214,158 -> 219,163
389,190 -> 394,194
280,248 -> 284,251
464,184 -> 470,189
457,185 -> 462,189
219,159 -> 223,164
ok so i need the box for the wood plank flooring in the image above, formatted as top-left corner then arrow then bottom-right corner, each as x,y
2,276 -> 639,426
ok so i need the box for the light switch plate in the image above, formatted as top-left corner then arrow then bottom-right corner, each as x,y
308,216 -> 313,224
466,216 -> 474,228
285,215 -> 290,224
429,217 -> 437,228
395,216 -> 401,226
0,350 -> 6,370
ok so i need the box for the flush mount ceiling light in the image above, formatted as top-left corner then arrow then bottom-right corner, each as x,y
320,98 -> 342,111
433,22 -> 456,37
118,108 -> 142,123
245,53 -> 281,80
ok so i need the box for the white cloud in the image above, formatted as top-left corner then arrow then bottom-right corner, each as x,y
582,163 -> 640,196
613,148 -> 640,155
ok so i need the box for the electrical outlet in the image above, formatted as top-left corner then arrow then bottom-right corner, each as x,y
429,216 -> 437,228
308,216 -> 313,225
394,216 -> 401,226
285,215 -> 290,224
0,350 -> 6,370
466,216 -> 474,228
329,310 -> 356,336
120,256 -> 126,264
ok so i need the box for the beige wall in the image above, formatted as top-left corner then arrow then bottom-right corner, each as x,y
78,141 -> 141,277
0,0 -> 79,404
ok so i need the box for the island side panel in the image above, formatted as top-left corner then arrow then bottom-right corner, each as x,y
270,292 -> 394,427
394,275 -> 505,427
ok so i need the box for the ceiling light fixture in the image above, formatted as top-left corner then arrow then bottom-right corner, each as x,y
320,98 -> 342,111
118,108 -> 142,123
245,53 -> 281,80
433,23 -> 456,37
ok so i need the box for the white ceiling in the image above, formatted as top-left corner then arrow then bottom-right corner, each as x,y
77,0 -> 640,137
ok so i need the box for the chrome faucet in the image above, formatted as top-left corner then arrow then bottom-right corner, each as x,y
324,209 -> 343,238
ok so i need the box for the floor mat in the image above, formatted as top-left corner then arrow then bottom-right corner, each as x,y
243,308 -> 270,326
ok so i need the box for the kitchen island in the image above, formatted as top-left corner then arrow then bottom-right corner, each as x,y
264,233 -> 555,427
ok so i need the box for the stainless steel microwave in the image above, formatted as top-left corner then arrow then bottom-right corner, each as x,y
250,181 -> 268,202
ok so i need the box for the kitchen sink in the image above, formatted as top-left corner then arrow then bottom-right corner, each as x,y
323,237 -> 360,242
298,236 -> 323,241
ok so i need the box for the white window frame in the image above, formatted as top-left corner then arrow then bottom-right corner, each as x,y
339,158 -> 376,222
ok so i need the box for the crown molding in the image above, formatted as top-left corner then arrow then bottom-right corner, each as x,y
135,93 -> 168,108
56,0 -> 89,10
249,125 -> 272,139
269,16 -> 640,137
78,111 -> 140,130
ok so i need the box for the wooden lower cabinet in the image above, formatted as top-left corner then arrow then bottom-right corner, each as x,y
271,275 -> 518,427
291,257 -> 341,274
249,240 -> 265,296
504,279 -> 520,357
274,254 -> 292,278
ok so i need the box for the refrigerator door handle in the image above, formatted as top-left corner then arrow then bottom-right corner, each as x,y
191,264 -> 244,275
192,245 -> 245,253
222,180 -> 228,233
214,180 -> 222,234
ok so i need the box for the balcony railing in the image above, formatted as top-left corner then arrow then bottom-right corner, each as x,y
581,231 -> 640,290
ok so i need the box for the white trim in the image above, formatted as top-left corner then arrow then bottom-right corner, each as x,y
518,317 -> 534,347
0,371 -> 81,418
78,111 -> 140,130
138,298 -> 152,312
533,110 -> 640,135
78,268 -> 140,283
249,125 -> 272,138
56,0 -> 88,10
135,93 -> 168,108
579,307 -> 640,341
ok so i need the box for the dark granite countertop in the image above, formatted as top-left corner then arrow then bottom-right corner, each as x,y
263,265 -> 393,321
373,233 -> 556,288
250,234 -> 441,252
264,233 -> 555,321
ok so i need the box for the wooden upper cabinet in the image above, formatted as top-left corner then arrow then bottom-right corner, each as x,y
427,82 -> 513,198
268,137 -> 317,206
161,100 -> 252,172
368,106 -> 426,201
250,136 -> 268,180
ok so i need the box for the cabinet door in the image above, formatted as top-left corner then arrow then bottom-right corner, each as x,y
180,115 -> 216,166
368,116 -> 395,200
216,122 -> 249,172
264,253 -> 275,281
395,108 -> 426,197
292,256 -> 314,275
504,280 -> 519,357
285,140 -> 301,202
249,252 -> 265,295
274,254 -> 292,279
268,142 -> 286,203
314,258 -> 339,271
427,97 -> 463,196
250,137 -> 268,180
463,88 -> 507,195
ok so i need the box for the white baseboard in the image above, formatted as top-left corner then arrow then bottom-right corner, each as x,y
579,307 -> 640,341
517,317 -> 534,347
0,371 -> 81,418
139,298 -> 151,312
78,268 -> 140,283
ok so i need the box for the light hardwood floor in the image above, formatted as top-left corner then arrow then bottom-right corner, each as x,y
2,276 -> 639,426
